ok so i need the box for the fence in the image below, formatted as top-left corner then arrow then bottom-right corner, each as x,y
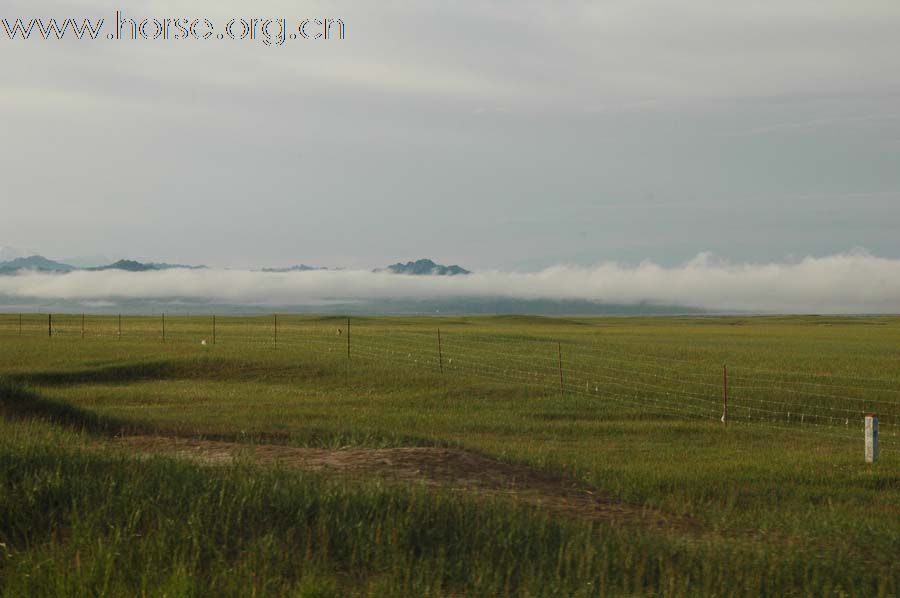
1,313 -> 897,452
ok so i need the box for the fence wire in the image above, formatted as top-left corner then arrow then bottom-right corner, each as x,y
0,314 -> 895,447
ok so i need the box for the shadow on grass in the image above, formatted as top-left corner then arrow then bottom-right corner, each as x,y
0,377 -> 448,449
0,378 -> 148,436
9,361 -> 175,387
9,358 -> 352,388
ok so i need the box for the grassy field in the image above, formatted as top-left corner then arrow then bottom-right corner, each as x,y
1,314 -> 898,596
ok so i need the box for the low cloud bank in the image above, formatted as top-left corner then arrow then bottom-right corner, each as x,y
1,251 -> 900,313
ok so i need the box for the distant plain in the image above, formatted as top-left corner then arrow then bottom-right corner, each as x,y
1,314 -> 897,596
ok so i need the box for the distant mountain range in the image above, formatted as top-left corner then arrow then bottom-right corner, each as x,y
0,253 -> 703,315
0,255 -> 76,273
0,255 -> 471,276
0,256 -> 206,274
263,259 -> 471,275
87,259 -> 207,272
379,259 -> 471,276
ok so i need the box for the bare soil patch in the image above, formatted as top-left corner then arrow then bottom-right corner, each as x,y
116,435 -> 685,528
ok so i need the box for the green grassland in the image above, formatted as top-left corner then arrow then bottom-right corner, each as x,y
1,314 -> 898,596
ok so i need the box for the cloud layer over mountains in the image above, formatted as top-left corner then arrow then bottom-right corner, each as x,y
1,251 -> 899,314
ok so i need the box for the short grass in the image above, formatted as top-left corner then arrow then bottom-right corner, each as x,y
1,314 -> 899,596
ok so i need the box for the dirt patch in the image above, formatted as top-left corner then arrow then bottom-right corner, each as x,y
115,435 -> 684,528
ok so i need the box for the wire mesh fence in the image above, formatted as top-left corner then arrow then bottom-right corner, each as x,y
0,313 -> 896,449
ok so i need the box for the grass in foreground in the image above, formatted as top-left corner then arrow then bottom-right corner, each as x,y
1,417 -> 894,597
0,315 -> 899,595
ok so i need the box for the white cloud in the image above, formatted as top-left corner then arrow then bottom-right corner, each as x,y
1,251 -> 899,313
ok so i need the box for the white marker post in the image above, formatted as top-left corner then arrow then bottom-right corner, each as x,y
865,414 -> 879,463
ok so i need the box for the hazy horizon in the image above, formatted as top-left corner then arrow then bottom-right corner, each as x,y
2,249 -> 900,314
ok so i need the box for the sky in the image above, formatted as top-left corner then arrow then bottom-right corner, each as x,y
2,1 -> 900,311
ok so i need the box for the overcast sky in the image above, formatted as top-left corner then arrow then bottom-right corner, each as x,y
2,0 -> 900,272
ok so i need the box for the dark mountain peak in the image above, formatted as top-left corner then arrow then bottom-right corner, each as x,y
381,258 -> 471,276
0,255 -> 76,273
91,259 -> 157,272
90,259 -> 205,271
